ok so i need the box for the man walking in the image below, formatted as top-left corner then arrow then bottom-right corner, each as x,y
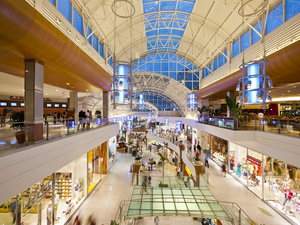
205,155 -> 209,168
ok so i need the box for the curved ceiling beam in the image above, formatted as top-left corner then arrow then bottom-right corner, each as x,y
0,0 -> 112,92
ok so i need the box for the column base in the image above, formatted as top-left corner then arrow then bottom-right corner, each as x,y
27,123 -> 43,142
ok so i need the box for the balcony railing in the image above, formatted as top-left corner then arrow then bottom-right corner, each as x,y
196,116 -> 300,138
0,118 -> 111,154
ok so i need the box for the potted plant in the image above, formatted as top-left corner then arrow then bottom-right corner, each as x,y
225,93 -> 242,130
95,110 -> 101,118
110,220 -> 119,225
119,136 -> 125,148
78,178 -> 84,199
194,152 -> 201,165
197,105 -> 212,121
156,153 -> 171,184
135,155 -> 142,164
10,111 -> 25,143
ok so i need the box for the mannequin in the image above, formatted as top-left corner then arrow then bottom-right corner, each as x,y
236,163 -> 241,177
47,202 -> 52,225
282,188 -> 293,209
54,192 -> 59,220
74,180 -> 79,201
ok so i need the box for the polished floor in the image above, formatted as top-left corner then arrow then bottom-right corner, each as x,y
65,144 -> 291,225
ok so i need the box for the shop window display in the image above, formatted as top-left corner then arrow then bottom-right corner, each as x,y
108,136 -> 117,170
210,136 -> 227,166
88,147 -> 102,193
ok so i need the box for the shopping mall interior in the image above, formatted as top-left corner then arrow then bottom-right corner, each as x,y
0,0 -> 300,224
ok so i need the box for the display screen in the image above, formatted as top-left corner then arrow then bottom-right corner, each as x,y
54,104 -> 59,107
47,104 -> 52,107
11,103 -> 17,106
21,103 -> 25,106
0,102 -> 7,106
62,104 -> 67,107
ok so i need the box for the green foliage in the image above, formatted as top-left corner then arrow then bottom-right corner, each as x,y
197,105 -> 213,115
156,153 -> 170,167
95,110 -> 101,118
159,182 -> 168,187
119,136 -> 125,142
110,220 -> 119,225
10,111 -> 24,130
128,140 -> 134,145
225,93 -> 242,121
135,155 -> 142,160
157,144 -> 162,151
78,178 -> 84,192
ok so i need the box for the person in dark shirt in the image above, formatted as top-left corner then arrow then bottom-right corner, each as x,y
10,198 -> 16,224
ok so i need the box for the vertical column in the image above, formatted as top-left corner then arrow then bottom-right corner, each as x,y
69,91 -> 78,120
24,59 -> 44,142
227,91 -> 234,117
103,92 -> 109,121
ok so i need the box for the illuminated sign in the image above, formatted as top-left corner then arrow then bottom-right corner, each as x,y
247,155 -> 262,167
164,118 -> 169,126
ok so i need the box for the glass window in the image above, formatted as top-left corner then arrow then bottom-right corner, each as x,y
87,26 -> 92,44
224,49 -> 228,63
92,34 -> 98,52
241,30 -> 250,52
252,22 -> 261,44
73,8 -> 83,35
213,58 -> 218,71
58,0 -> 71,22
266,2 -> 283,35
219,54 -> 224,67
232,40 -> 240,58
286,0 -> 300,20
202,69 -> 205,79
49,0 -> 55,5
99,42 -> 104,57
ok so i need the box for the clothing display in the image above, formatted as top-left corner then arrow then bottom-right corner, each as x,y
236,164 -> 242,177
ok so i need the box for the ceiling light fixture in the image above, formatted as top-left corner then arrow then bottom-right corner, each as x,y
66,83 -> 69,85
56,89 -> 58,91
288,90 -> 290,92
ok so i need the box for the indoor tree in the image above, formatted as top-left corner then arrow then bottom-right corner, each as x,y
156,152 -> 171,185
225,93 -> 242,129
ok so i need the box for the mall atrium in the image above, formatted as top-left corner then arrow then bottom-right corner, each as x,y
0,0 -> 300,224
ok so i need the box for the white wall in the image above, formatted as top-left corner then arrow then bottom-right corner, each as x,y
155,117 -> 300,168
0,123 -> 119,204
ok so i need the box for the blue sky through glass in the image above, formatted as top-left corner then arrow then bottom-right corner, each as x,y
143,1 -> 195,53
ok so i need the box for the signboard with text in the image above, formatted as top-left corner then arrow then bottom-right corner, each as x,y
247,155 -> 262,167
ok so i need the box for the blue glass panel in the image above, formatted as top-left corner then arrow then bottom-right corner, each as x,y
177,1 -> 194,12
170,62 -> 176,71
146,63 -> 153,71
99,42 -> 104,57
58,0 -> 71,22
162,63 -> 169,71
224,49 -> 228,63
162,71 -> 168,76
170,72 -> 177,79
205,68 -> 209,77
49,0 -> 55,5
232,40 -> 240,58
160,1 -> 177,11
159,29 -> 171,35
193,82 -> 199,90
185,82 -> 193,90
202,70 -> 205,79
154,63 -> 161,71
143,2 -> 159,13
219,54 -> 224,67
287,0 -> 300,20
171,29 -> 185,36
73,8 -> 83,35
214,58 -> 218,71
193,74 -> 199,80
208,64 -> 211,74
177,72 -> 184,81
143,0 -> 156,3
185,72 -> 192,80
177,63 -> 184,71
92,34 -> 98,51
252,22 -> 261,44
241,30 -> 250,52
267,2 -> 283,34
87,26 -> 92,44
146,30 -> 158,36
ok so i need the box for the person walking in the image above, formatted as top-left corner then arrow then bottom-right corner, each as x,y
205,155 -> 209,168
221,164 -> 226,177
154,216 -> 159,225
10,198 -> 17,224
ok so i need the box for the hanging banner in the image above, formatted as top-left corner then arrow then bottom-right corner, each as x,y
247,155 -> 262,167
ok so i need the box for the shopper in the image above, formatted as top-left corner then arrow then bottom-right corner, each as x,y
154,216 -> 159,225
140,176 -> 148,194
221,164 -> 226,177
10,198 -> 16,224
205,155 -> 209,168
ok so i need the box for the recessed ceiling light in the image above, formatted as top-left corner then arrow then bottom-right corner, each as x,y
25,70 -> 29,73
56,89 -> 58,91
269,91 -> 271,93
282,94 -> 284,95
293,86 -> 296,88
86,90 -> 89,92
66,83 -> 69,85
46,93 -> 48,95
288,90 -> 290,92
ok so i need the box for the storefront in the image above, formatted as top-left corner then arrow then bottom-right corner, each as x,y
108,136 -> 117,170
229,142 -> 300,224
210,136 -> 228,167
0,142 -> 111,225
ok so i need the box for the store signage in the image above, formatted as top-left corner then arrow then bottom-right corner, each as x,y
24,180 -> 51,211
247,155 -> 262,167
10,96 -> 52,101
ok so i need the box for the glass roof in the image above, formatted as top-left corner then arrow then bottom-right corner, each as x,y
143,1 -> 196,53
